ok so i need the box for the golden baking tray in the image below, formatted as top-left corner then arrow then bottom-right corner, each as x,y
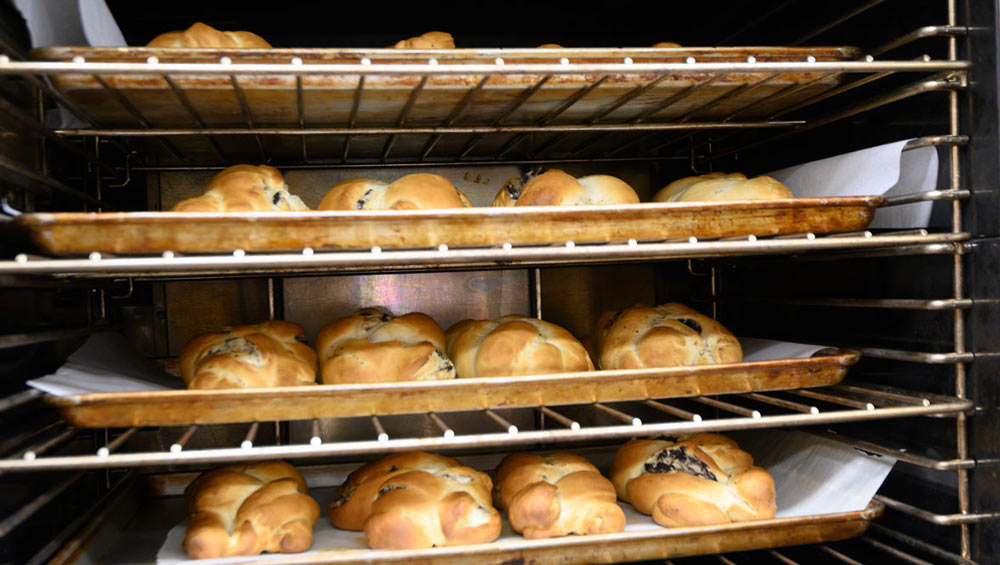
31,46 -> 861,130
15,197 -> 883,255
45,349 -> 857,427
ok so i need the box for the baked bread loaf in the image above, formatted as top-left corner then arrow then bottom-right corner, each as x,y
445,315 -> 594,378
329,452 -> 501,549
317,174 -> 473,210
171,165 -> 309,212
492,169 -> 640,207
651,172 -> 793,203
184,461 -> 320,559
179,320 -> 318,389
595,303 -> 742,369
494,452 -> 626,538
392,31 -> 455,49
610,434 -> 776,527
315,308 -> 455,384
148,22 -> 271,48
652,42 -> 681,47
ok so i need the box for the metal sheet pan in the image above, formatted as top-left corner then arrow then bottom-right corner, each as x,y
15,196 -> 882,255
45,349 -> 857,427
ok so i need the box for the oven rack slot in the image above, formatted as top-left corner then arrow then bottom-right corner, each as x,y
0,384 -> 971,473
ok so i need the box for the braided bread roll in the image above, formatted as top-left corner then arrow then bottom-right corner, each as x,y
595,303 -> 742,369
652,172 -> 793,203
391,31 -> 455,49
147,22 -> 272,48
492,169 -> 639,207
183,461 -> 320,559
610,434 -> 776,527
317,174 -> 473,210
329,452 -> 501,549
171,165 -> 309,212
315,308 -> 455,384
445,315 -> 594,378
179,320 -> 318,389
494,452 -> 626,538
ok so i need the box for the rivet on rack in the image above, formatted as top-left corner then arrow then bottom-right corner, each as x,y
865,55 -> 875,62
170,425 -> 198,453
686,56 -> 696,64
0,55 -> 9,64
429,58 -> 439,66
806,55 -> 817,63
162,250 -> 175,259
806,232 -> 816,240
310,419 -> 322,446
241,422 -> 259,449
429,412 -> 454,438
22,451 -> 35,461
748,234 -> 757,242
502,242 -> 513,251
302,247 -> 314,256
747,56 -> 756,64
291,57 -> 303,65
560,57 -> 569,65
371,245 -> 382,254
220,56 -> 232,65
628,238 -> 638,247
438,244 -> 449,252
623,57 -> 633,65
361,57 -> 371,66
88,252 -> 101,261
565,240 -> 575,248
14,254 -> 27,264
146,56 -> 159,64
371,416 -> 389,442
688,236 -> 698,244
495,57 -> 505,66
72,56 -> 85,64
233,249 -> 246,257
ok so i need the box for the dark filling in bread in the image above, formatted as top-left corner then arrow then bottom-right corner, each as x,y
272,192 -> 282,205
604,310 -> 625,331
387,465 -> 400,473
356,187 -> 376,209
644,447 -> 717,481
676,318 -> 703,334
434,348 -> 454,374
330,484 -> 356,508
293,335 -> 308,344
502,178 -> 524,201
378,484 -> 407,495
441,472 -> 473,484
205,337 -> 258,358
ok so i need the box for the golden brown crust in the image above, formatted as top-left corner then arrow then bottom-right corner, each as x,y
317,174 -> 472,210
652,172 -> 793,203
391,31 -> 455,49
445,315 -> 594,378
537,43 -> 564,48
315,308 -> 455,384
652,42 -> 682,47
595,302 -> 742,370
178,320 -> 318,389
183,461 -> 320,559
494,452 -> 626,538
148,22 -> 271,48
171,165 -> 309,212
328,452 -> 501,549
609,434 -> 776,528
491,170 -> 639,207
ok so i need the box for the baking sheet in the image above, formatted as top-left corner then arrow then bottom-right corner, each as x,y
152,430 -> 891,564
15,196 -> 882,256
35,332 -> 855,427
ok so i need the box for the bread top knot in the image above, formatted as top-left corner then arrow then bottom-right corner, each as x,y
391,31 -> 455,49
492,169 -> 640,207
652,172 -> 793,203
493,452 -> 601,509
595,302 -> 742,370
171,164 -> 308,212
445,315 -> 594,378
317,173 -> 472,210
147,22 -> 271,48
178,320 -> 317,389
315,308 -> 455,384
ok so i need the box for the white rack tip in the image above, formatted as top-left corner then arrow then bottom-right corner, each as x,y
865,54 -> 875,62
688,236 -> 698,244
169,444 -> 182,453
310,436 -> 322,446
751,410 -> 762,419
631,417 -> 642,426
0,55 -> 9,64
809,407 -> 820,415
88,251 -> 102,261
14,254 -> 27,264
623,57 -> 633,64
302,247 -> 314,256
377,433 -> 389,442
692,414 -> 703,422
22,451 -> 35,461
241,440 -> 253,449
560,57 -> 570,65
865,403 -> 876,411
921,398 -> 931,406
220,56 -> 232,65
361,57 -> 372,65
443,429 -> 455,438
686,56 -> 696,64
146,56 -> 159,64
502,242 -> 513,251
747,56 -> 757,63
291,57 -> 303,65
438,243 -> 449,252
747,234 -> 757,242
494,57 -> 505,65
565,240 -> 575,248
570,421 -> 581,431
507,425 -> 518,434
72,56 -> 85,64
628,238 -> 638,247
806,232 -> 816,240
162,250 -> 175,259
233,249 -> 246,257
864,231 -> 873,238
97,447 -> 110,457
371,246 -> 382,254
807,55 -> 817,63
429,58 -> 439,65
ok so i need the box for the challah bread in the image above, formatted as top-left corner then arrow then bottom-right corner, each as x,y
595,303 -> 742,370
610,434 -> 776,527
652,172 -> 793,203
492,169 -> 640,207
148,22 -> 271,48
652,42 -> 682,47
171,165 -> 309,212
183,461 -> 320,559
494,452 -> 626,538
329,452 -> 501,549
392,31 -> 455,49
317,173 -> 473,210
445,315 -> 595,378
315,308 -> 455,384
179,320 -> 318,389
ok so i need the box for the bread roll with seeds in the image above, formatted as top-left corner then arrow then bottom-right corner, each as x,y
171,165 -> 308,212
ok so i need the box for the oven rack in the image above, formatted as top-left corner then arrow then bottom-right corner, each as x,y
0,230 -> 969,279
0,383 -> 971,473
